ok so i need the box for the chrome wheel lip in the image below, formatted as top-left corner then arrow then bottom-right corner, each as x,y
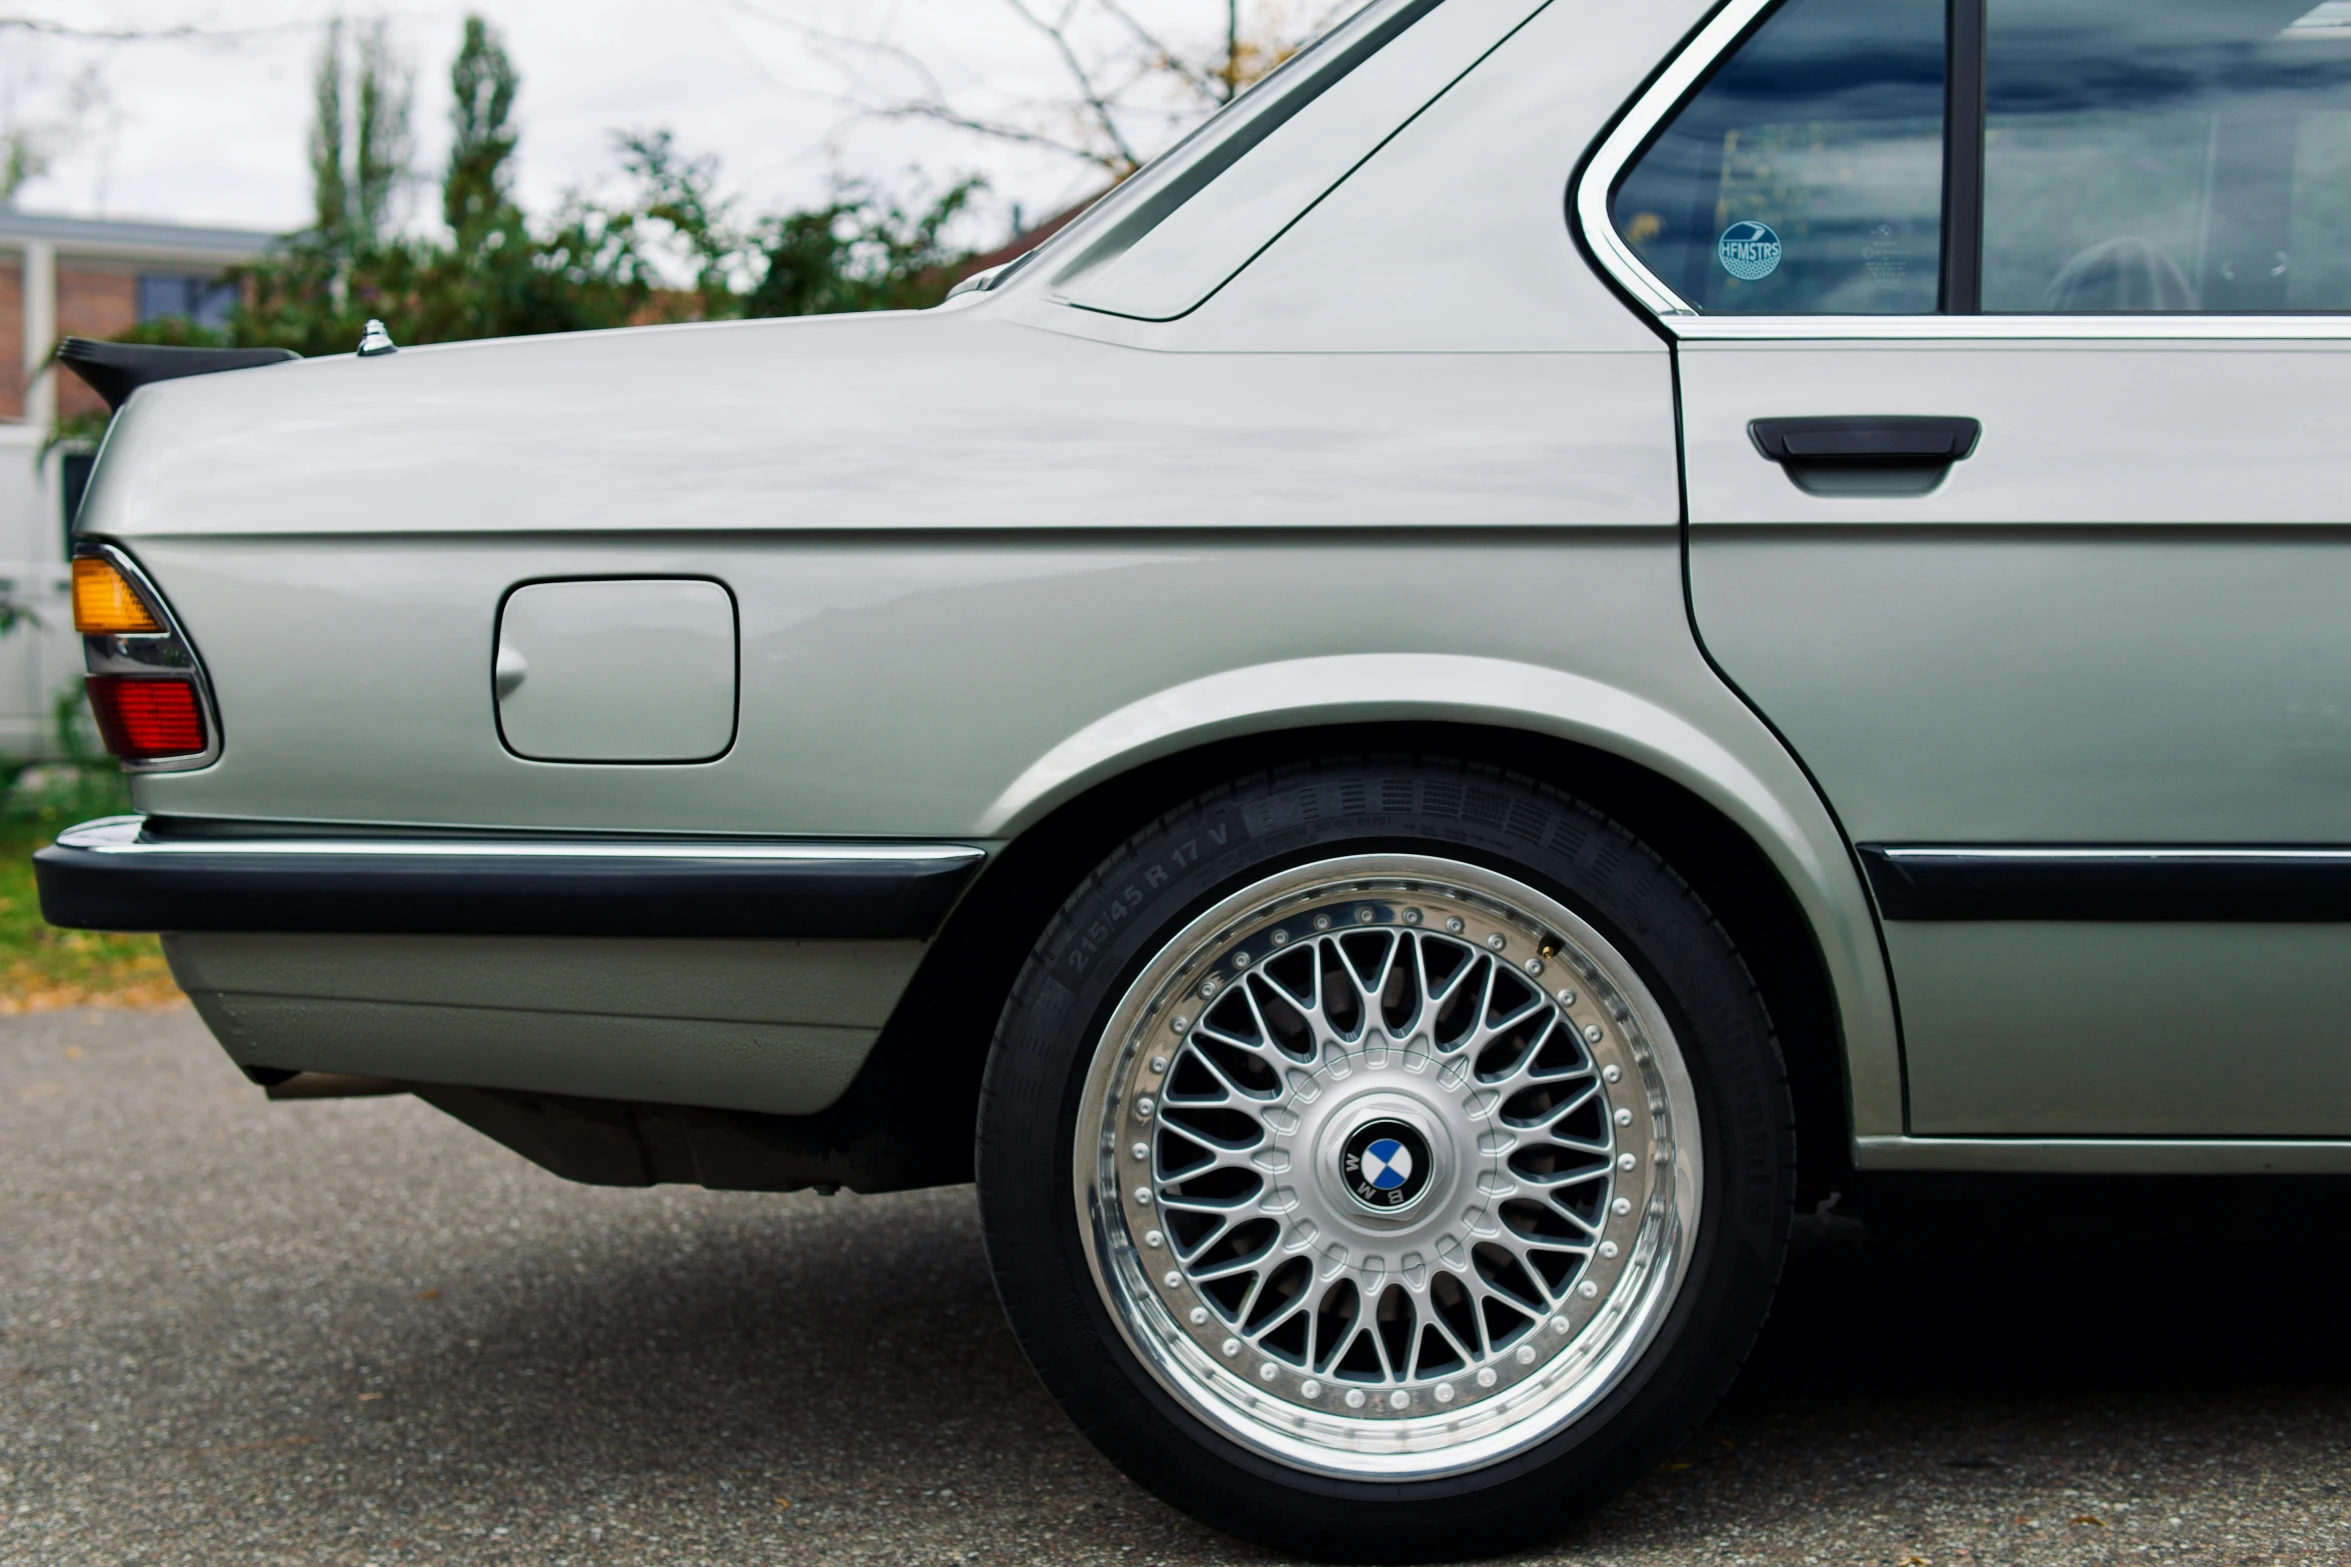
1073,853 -> 1703,1482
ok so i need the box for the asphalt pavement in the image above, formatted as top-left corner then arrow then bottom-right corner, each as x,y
4,1004 -> 2349,1566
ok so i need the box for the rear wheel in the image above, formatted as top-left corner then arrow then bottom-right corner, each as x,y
979,760 -> 1792,1561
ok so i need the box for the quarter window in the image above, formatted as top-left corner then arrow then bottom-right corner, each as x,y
1609,0 -> 1947,315
1983,0 -> 2351,312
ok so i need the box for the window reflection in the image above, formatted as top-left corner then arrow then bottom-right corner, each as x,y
1610,0 -> 1945,315
1986,0 -> 2351,312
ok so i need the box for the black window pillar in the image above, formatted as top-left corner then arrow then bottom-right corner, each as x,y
1940,0 -> 1987,312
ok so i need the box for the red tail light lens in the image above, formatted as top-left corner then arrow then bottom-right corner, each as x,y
86,676 -> 208,761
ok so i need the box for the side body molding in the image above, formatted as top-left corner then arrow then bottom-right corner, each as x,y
978,652 -> 1901,1142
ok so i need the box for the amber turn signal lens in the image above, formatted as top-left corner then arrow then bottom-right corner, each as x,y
85,676 -> 206,761
73,557 -> 160,634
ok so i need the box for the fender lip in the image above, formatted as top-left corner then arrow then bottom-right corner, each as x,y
35,815 -> 987,939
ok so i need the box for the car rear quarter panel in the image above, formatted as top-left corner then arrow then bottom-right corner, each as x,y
80,0 -> 1900,1137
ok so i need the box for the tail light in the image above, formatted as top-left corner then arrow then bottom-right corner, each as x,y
72,557 -> 162,633
71,546 -> 218,770
85,676 -> 207,760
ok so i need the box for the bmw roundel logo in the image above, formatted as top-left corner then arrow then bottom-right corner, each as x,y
1717,219 -> 1783,281
1342,1119 -> 1432,1211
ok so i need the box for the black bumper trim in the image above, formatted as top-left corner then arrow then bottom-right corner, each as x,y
1859,844 -> 2351,922
35,816 -> 987,939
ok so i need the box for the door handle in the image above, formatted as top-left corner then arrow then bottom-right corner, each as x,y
1748,416 -> 1980,496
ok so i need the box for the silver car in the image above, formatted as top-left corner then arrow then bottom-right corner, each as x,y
36,0 -> 2351,1556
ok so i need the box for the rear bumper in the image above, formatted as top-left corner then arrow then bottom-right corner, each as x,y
35,816 -> 987,939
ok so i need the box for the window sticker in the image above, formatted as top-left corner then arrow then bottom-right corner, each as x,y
1718,220 -> 1783,281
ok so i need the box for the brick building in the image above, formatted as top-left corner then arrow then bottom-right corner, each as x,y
0,211 -> 277,758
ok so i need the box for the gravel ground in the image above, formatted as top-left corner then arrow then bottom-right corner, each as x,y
3,1005 -> 2348,1566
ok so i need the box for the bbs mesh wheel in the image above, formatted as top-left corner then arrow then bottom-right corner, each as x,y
980,761 -> 1793,1562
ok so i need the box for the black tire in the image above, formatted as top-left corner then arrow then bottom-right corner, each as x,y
978,758 -> 1793,1563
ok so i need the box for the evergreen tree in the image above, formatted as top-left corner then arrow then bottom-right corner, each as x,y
443,16 -> 519,248
223,12 -> 983,359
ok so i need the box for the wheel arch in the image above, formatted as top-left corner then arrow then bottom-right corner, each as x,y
871,690 -> 1879,1204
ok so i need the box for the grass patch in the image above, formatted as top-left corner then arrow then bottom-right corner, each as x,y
0,762 -> 180,1012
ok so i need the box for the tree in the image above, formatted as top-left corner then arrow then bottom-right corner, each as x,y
309,17 -> 413,255
749,0 -> 1353,182
230,12 -> 984,360
745,177 -> 984,317
0,62 -> 108,208
444,14 -> 520,248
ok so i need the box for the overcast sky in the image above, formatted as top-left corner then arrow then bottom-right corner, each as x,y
4,0 -> 1273,246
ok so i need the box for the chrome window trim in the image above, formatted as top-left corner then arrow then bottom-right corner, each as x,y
1673,314 -> 2351,342
1571,0 -> 2351,342
74,540 -> 225,775
1573,0 -> 1778,322
53,814 -> 987,867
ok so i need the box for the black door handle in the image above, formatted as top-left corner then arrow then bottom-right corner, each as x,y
1747,416 -> 1980,496
1749,416 -> 1981,462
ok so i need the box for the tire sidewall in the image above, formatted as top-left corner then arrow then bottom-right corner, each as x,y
979,764 -> 1791,1558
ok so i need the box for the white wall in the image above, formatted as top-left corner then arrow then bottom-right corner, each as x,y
0,424 -> 84,759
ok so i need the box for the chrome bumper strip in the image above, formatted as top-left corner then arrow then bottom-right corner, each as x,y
36,816 -> 988,939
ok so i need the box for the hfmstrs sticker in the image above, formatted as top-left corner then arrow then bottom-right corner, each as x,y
1718,220 -> 1783,281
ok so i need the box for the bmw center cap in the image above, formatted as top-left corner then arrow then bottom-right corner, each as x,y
1342,1119 -> 1433,1212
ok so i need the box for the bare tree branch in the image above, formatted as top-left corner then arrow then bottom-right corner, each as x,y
722,0 -> 1355,193
0,17 -> 301,43
1093,0 -> 1221,106
999,0 -> 1143,172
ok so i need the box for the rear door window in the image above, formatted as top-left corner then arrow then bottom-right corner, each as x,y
1609,0 -> 1947,315
1984,0 -> 2351,312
